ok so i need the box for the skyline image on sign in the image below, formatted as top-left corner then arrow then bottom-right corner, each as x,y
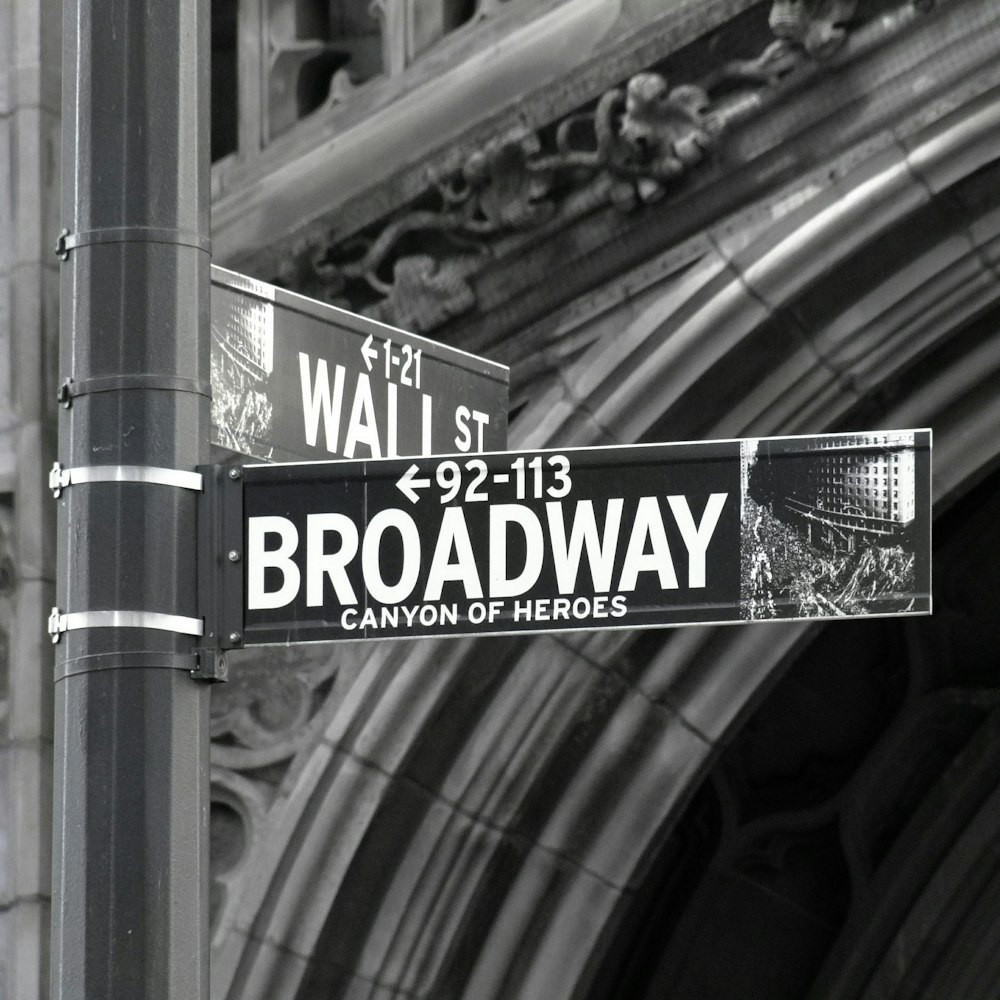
227,430 -> 932,647
211,271 -> 277,458
739,431 -> 926,620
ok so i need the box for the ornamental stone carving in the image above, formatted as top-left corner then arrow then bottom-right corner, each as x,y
294,0 -> 935,340
315,54 -> 775,327
608,75 -> 716,202
364,254 -> 478,333
434,129 -> 555,232
768,0 -> 859,60
208,644 -> 341,927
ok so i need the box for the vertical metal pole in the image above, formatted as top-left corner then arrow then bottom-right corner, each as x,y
53,1 -> 211,997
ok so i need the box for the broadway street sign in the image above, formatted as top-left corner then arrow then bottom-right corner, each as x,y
210,265 -> 509,462
207,430 -> 931,647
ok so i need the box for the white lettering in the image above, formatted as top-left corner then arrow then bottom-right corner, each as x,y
471,409 -> 490,452
247,516 -> 300,610
298,353 -> 345,452
386,382 -> 398,458
454,405 -> 472,452
306,513 -> 358,606
489,505 -> 544,598
422,394 -> 433,455
344,373 -> 381,458
424,507 -> 483,601
453,407 -> 491,452
667,493 -> 728,588
546,499 -> 623,594
362,509 -> 419,603
617,497 -> 678,592
252,489 -> 723,626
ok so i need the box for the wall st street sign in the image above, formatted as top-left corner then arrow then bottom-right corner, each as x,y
207,430 -> 932,648
209,265 -> 509,463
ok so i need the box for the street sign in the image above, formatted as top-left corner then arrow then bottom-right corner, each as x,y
209,265 -> 509,462
210,430 -> 931,647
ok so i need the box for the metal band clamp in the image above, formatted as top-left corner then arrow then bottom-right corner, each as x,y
48,608 -> 205,644
50,462 -> 204,497
58,374 -> 212,406
55,226 -> 211,260
55,650 -> 201,681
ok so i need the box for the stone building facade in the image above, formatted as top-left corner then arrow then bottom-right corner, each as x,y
1,2 -> 59,996
3,1 -> 1000,997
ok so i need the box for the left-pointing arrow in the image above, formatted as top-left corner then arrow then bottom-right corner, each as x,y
361,333 -> 379,372
397,463 -> 430,504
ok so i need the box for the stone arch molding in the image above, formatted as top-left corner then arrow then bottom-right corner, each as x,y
210,89 -> 1000,1000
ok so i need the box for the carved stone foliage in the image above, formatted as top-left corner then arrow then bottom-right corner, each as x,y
208,644 -> 341,928
768,0 -> 859,59
295,0 -> 931,334
364,253 -> 479,333
307,56 -> 785,331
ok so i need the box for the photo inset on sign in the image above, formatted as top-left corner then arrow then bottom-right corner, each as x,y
739,431 -> 928,620
211,282 -> 276,460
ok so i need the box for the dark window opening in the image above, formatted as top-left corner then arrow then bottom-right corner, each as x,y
297,50 -> 352,120
444,0 -> 478,31
211,0 -> 239,162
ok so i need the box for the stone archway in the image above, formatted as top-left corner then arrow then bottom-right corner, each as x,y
208,87 -> 1000,1000
587,468 -> 1000,1000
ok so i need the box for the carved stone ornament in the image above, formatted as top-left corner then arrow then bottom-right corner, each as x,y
301,0 -> 932,334
768,0 -> 859,60
208,644 -> 341,925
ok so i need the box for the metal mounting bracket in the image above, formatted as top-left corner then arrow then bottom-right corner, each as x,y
189,649 -> 230,683
196,463 -> 246,661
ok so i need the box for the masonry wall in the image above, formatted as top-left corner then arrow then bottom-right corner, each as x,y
0,2 -> 60,996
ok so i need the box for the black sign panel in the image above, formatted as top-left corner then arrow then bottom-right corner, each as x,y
210,265 -> 509,462
225,430 -> 931,646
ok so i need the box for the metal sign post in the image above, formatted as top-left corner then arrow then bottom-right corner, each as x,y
205,430 -> 931,649
52,0 -> 212,997
210,266 -> 509,462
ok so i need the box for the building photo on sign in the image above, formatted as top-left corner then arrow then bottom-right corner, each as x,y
739,430 -> 926,620
233,430 -> 931,646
